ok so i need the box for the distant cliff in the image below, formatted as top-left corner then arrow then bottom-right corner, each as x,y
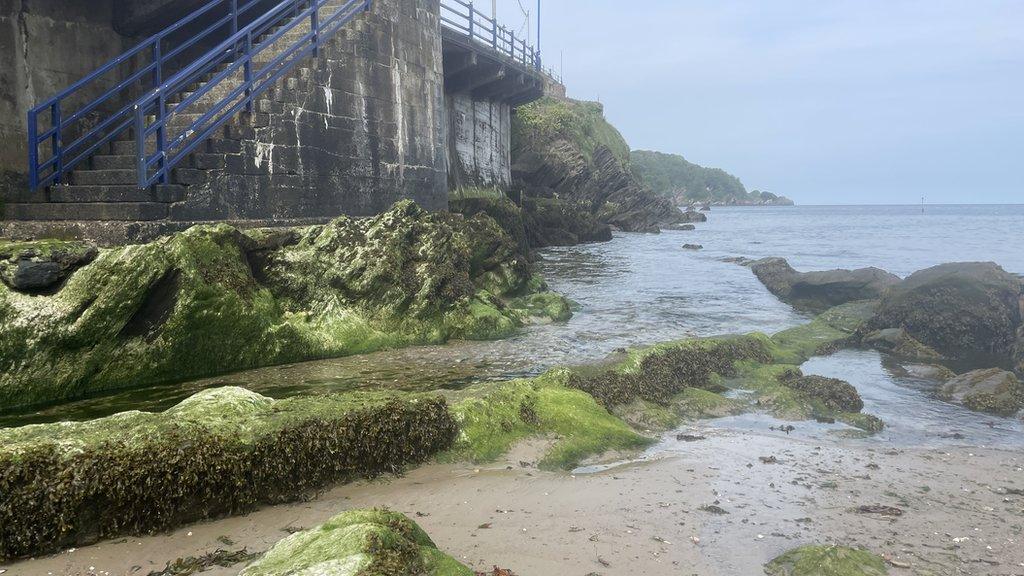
631,150 -> 793,206
510,98 -> 684,234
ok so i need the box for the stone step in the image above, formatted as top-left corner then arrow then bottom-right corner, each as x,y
71,169 -> 137,186
92,155 -> 136,170
4,202 -> 170,221
49,185 -> 185,203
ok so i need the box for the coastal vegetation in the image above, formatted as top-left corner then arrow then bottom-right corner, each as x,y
631,149 -> 794,206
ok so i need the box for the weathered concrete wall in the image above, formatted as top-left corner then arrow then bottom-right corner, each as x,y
169,0 -> 448,220
0,0 -> 131,190
446,91 -> 511,190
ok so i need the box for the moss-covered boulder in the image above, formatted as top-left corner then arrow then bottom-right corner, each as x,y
512,97 -> 683,233
747,257 -> 900,313
861,328 -> 943,361
239,509 -> 472,576
865,262 -> 1022,367
765,545 -> 888,576
0,201 -> 570,410
939,368 -> 1023,416
0,387 -> 459,560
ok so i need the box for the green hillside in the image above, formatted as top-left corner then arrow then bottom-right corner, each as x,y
631,150 -> 792,205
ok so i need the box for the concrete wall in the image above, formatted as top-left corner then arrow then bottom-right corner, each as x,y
169,0 -> 448,220
446,92 -> 511,190
0,0 -> 131,189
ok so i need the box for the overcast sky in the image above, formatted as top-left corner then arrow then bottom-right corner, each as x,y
493,1 -> 1023,205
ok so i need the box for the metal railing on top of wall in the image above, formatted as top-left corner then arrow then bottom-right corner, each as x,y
439,0 -> 541,71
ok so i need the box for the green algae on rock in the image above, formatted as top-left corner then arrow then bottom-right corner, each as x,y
764,545 -> 888,576
239,509 -> 472,576
0,201 -> 571,410
0,387 -> 458,560
444,370 -> 652,470
939,368 -> 1023,416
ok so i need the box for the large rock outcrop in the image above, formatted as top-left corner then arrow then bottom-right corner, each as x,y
939,368 -> 1023,416
748,257 -> 900,313
865,262 -> 1022,367
450,193 -> 612,252
0,201 -> 570,409
511,97 -> 683,234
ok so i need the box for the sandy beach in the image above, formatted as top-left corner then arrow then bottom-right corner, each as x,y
8,423 -> 1023,576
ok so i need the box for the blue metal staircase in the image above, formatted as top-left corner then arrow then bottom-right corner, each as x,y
16,0 -> 371,221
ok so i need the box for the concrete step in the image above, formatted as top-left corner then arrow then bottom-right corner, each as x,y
71,169 -> 137,186
49,185 -> 185,203
4,202 -> 170,221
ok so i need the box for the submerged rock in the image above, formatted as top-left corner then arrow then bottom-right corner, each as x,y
900,363 -> 957,382
0,239 -> 97,292
679,210 -> 708,223
239,509 -> 472,576
748,257 -> 900,313
0,201 -> 569,410
765,545 -> 888,576
939,368 -> 1023,416
866,262 -> 1022,367
682,243 -> 703,251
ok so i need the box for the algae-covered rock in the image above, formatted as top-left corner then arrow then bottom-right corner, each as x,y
866,262 -> 1022,366
512,97 -> 683,233
748,257 -> 899,313
0,201 -> 569,410
239,509 -> 472,576
0,387 -> 458,559
0,239 -> 97,292
765,545 -> 888,576
939,368 -> 1023,416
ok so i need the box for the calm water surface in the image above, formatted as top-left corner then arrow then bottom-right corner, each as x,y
4,204 -> 1023,447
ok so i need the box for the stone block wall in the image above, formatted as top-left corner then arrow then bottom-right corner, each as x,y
446,91 -> 511,190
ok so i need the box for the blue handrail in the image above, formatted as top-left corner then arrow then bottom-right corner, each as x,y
26,0 -> 271,190
133,0 -> 371,188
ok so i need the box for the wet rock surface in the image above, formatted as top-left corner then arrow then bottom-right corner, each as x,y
780,373 -> 865,413
747,257 -> 900,313
938,368 -> 1023,416
861,328 -> 943,361
764,545 -> 888,576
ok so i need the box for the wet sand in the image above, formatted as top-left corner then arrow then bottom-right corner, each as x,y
7,427 -> 1024,576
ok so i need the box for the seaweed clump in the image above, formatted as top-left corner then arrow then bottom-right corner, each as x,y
0,388 -> 457,560
764,545 -> 888,576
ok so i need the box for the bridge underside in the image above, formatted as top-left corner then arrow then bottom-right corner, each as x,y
440,27 -> 544,107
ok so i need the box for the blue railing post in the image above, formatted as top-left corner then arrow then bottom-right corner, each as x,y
50,103 -> 62,186
27,112 -> 38,190
491,16 -> 497,50
467,1 -> 474,39
311,0 -> 319,57
230,0 -> 238,35
244,31 -> 253,114
509,29 -> 515,62
155,94 -> 167,184
134,104 -> 147,189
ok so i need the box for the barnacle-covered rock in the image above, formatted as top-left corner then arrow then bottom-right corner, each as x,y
747,257 -> 899,313
939,368 -> 1023,416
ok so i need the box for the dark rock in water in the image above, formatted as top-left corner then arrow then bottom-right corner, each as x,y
682,244 -> 703,251
900,363 -> 957,382
664,223 -> 696,231
866,262 -> 1022,367
0,240 -> 98,292
679,210 -> 708,223
721,256 -> 755,266
862,328 -> 943,361
939,368 -> 1023,416
748,257 -> 900,313
676,433 -> 706,442
781,373 -> 864,412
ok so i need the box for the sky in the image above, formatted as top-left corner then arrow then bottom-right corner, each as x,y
493,1 -> 1024,205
